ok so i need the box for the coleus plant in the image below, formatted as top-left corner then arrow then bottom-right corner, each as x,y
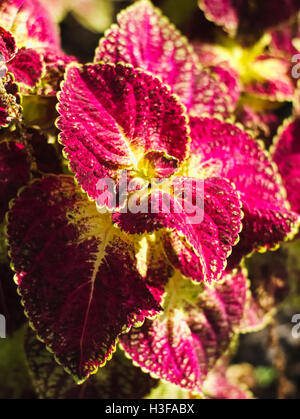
197,0 -> 300,38
195,5 -> 300,147
0,0 -> 300,399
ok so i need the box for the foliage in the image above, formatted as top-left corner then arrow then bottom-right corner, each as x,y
0,0 -> 300,399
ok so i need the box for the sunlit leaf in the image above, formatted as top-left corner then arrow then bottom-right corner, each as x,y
189,116 -> 300,268
6,175 -> 161,382
96,0 -> 239,117
57,62 -> 190,201
120,269 -> 248,393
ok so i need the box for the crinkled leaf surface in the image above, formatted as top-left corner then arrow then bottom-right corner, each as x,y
0,0 -> 66,91
113,176 -> 243,284
0,25 -> 16,62
25,328 -> 158,399
209,64 -> 240,111
6,175 -> 161,382
37,48 -> 77,96
189,116 -> 299,268
7,47 -> 43,88
161,177 -> 242,284
95,0 -> 198,111
272,118 -> 300,214
120,269 -> 248,393
95,0 -> 239,117
0,139 -> 30,220
57,62 -> 190,201
191,65 -> 239,117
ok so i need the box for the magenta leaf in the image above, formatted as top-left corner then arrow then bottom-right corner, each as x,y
192,43 -> 241,111
209,64 -> 240,111
245,78 -> 294,102
95,0 -> 238,117
120,269 -> 248,393
240,294 -> 275,333
193,38 -> 294,104
189,116 -> 300,268
0,0 -> 60,50
272,118 -> 300,214
0,25 -> 16,62
161,177 -> 242,284
0,1 -> 69,92
7,47 -> 43,88
198,0 -> 240,36
244,56 -> 294,102
37,48 -> 77,96
6,175 -> 161,382
6,47 -> 76,94
198,0 -> 299,36
113,175 -> 243,284
95,0 -> 199,111
57,62 -> 190,201
191,65 -> 239,117
270,22 -> 300,59
203,357 -> 254,399
25,328 -> 158,399
0,139 -> 30,220
164,177 -> 242,283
